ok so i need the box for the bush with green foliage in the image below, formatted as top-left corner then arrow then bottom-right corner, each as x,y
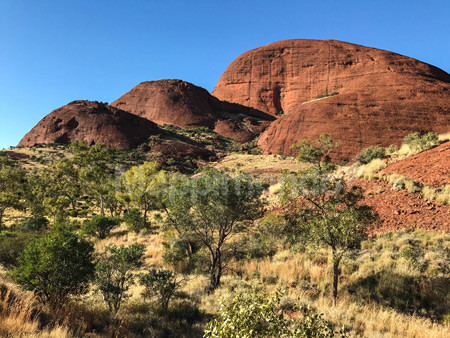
123,208 -> 149,233
231,234 -> 278,260
403,132 -> 439,152
204,289 -> 338,337
17,216 -> 49,231
0,230 -> 44,268
81,215 -> 120,239
162,236 -> 204,274
12,223 -> 95,304
358,146 -> 385,164
117,161 -> 162,228
161,170 -> 265,291
94,243 -> 145,314
0,157 -> 26,228
139,269 -> 179,310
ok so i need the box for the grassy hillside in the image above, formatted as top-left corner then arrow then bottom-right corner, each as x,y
0,131 -> 449,337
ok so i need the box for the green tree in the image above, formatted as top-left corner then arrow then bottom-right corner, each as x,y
28,171 -> 72,221
204,289 -> 338,337
0,157 -> 26,228
49,158 -> 83,210
123,208 -> 147,233
12,223 -> 95,304
94,243 -> 145,314
117,161 -> 161,227
81,215 -> 120,239
161,171 -> 265,292
25,155 -> 83,221
69,141 -> 114,216
139,269 -> 180,310
282,135 -> 377,305
290,134 -> 340,173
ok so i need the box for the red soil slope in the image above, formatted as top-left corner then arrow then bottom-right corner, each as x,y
353,179 -> 449,233
381,142 -> 450,188
213,39 -> 450,160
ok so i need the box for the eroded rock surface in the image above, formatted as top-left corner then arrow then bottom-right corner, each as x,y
18,100 -> 160,150
112,79 -> 274,142
213,39 -> 450,159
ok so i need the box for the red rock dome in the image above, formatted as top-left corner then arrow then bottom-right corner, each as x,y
18,100 -> 160,150
212,39 -> 450,159
111,79 -> 274,143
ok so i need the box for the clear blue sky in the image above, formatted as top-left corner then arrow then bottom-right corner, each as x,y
1,0 -> 449,149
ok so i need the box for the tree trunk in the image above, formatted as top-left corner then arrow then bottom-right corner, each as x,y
332,255 -> 341,306
208,249 -> 222,292
100,196 -> 105,216
0,208 -> 5,229
70,199 -> 75,210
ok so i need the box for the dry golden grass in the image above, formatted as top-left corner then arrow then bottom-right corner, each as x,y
3,222 -> 449,337
356,158 -> 387,180
2,208 -> 30,228
422,184 -> 450,205
297,293 -> 449,338
213,154 -> 307,177
87,223 -> 450,337
438,132 -> 450,143
3,145 -> 71,171
94,223 -> 166,267
0,280 -> 71,337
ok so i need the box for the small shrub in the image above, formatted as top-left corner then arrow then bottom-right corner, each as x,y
422,185 -> 450,205
0,231 -> 43,268
435,185 -> 450,205
404,179 -> 422,193
359,146 -> 385,164
402,132 -> 439,153
162,237 -> 207,275
204,289 -> 338,337
123,209 -> 148,233
257,212 -> 285,239
385,144 -> 399,155
94,243 -> 145,314
68,209 -> 79,217
231,235 -> 278,260
139,269 -> 179,310
81,215 -> 120,239
422,186 -> 438,201
263,274 -> 278,284
17,216 -> 49,231
12,224 -> 95,304
387,174 -> 405,190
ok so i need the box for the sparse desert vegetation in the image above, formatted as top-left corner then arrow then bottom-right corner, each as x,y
0,132 -> 449,337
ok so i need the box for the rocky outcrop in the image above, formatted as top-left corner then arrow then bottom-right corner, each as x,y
18,100 -> 161,150
111,79 -> 274,142
213,39 -> 450,159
